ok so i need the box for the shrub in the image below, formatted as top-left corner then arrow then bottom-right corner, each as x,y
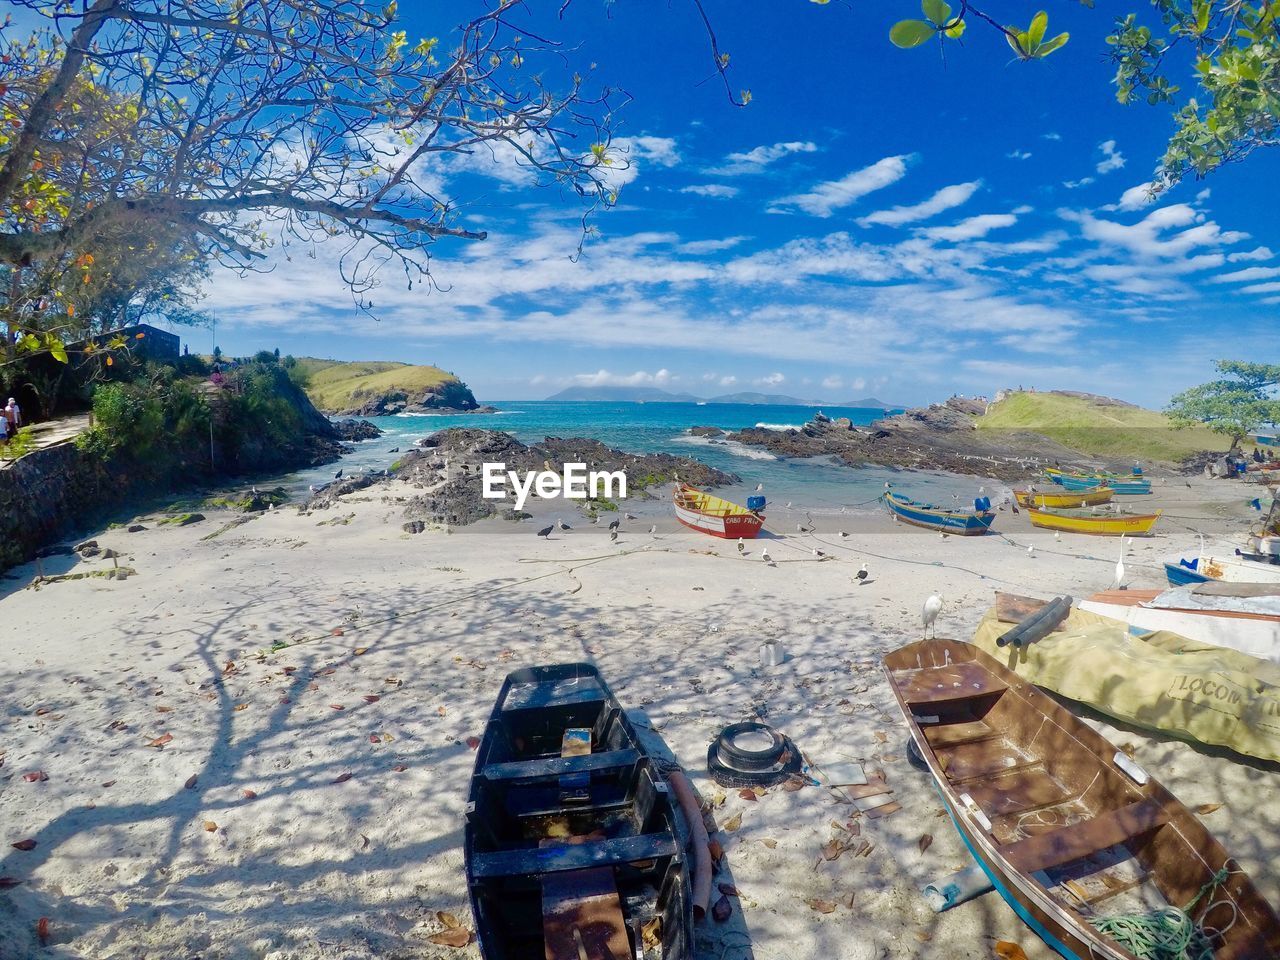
1,426 -> 36,462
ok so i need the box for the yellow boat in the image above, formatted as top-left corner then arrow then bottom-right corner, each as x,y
1028,507 -> 1162,536
1015,486 -> 1114,509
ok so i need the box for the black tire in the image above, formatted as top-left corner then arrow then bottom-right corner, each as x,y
714,721 -> 787,772
706,724 -> 804,789
906,736 -> 928,772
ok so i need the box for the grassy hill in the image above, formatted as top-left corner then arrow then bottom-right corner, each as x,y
293,358 -> 470,413
976,391 -> 1231,462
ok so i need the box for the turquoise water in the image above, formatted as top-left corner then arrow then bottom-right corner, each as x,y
289,401 -> 1003,514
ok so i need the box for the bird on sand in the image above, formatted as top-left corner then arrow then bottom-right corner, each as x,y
610,529 -> 619,544
797,521 -> 812,534
1113,538 -> 1128,589
922,594 -> 944,638
939,530 -> 949,540
608,519 -> 621,532
1054,531 -> 1061,541
812,548 -> 826,559
556,518 -> 571,531
761,546 -> 774,566
649,524 -> 658,536
737,538 -> 745,554
839,530 -> 849,540
1027,544 -> 1036,557
624,512 -> 638,521
591,514 -> 600,524
786,501 -> 793,510
755,483 -> 764,492
1010,501 -> 1020,515
537,524 -> 554,539
855,563 -> 869,583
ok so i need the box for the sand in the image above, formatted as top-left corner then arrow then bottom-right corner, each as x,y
0,471 -> 1276,960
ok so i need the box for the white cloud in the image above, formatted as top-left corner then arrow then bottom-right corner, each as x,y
756,372 -> 786,386
919,213 -> 1018,242
1042,132 -> 1063,141
1096,140 -> 1126,175
623,136 -> 681,168
572,368 -> 673,387
680,184 -> 740,198
707,141 -> 817,176
1063,177 -> 1096,189
821,375 -> 843,390
857,181 -> 981,227
1242,281 -> 1280,295
1114,183 -> 1157,211
1066,204 -> 1247,260
678,236 -> 748,255
770,155 -> 914,217
719,375 -> 737,387
1228,246 -> 1274,263
1007,150 -> 1033,161
1210,266 -> 1280,283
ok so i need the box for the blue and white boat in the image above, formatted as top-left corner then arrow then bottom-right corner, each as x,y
1051,473 -> 1151,495
884,491 -> 995,535
1164,559 -> 1211,586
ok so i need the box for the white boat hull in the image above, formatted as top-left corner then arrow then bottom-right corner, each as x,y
1201,554 -> 1280,583
1079,600 -> 1280,664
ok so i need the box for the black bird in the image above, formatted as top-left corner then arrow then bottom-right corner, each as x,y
334,468 -> 343,479
856,563 -> 869,582
608,519 -> 621,531
537,525 -> 554,539
1011,501 -> 1020,515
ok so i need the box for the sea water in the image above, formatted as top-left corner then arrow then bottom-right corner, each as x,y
287,400 -> 1001,515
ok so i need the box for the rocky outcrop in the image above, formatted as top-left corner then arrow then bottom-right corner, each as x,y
336,380 -> 492,417
381,428 -> 738,528
332,418 -> 383,441
688,426 -> 724,437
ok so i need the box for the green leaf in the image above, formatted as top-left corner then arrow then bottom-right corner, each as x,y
1006,29 -> 1029,57
944,18 -> 966,39
890,19 -> 936,49
48,338 -> 68,364
921,0 -> 950,27
1036,32 -> 1069,57
1027,11 -> 1049,49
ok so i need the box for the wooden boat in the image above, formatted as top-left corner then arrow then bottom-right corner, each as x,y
1051,472 -> 1152,495
1081,584 -> 1280,664
884,491 -> 995,535
1028,507 -> 1161,537
1197,553 -> 1280,585
1164,560 -> 1211,586
465,664 -> 694,960
1015,487 -> 1114,509
672,484 -> 763,539
884,638 -> 1280,960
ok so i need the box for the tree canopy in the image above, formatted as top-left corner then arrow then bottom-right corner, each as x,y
1167,360 -> 1280,448
0,0 -> 622,362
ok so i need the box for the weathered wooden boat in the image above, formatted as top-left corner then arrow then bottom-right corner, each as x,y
885,638 -> 1280,960
465,664 -> 694,960
1194,553 -> 1280,585
1081,583 -> 1280,664
1028,507 -> 1161,537
672,484 -> 763,539
1050,472 -> 1152,495
884,491 -> 995,535
1015,487 -> 1115,509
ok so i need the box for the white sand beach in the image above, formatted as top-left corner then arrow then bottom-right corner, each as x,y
1,472 -> 1276,960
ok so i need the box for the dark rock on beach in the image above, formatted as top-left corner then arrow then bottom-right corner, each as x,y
688,426 -> 724,438
331,418 -> 383,441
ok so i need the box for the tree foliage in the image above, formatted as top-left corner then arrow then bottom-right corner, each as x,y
0,0 -> 623,362
1166,359 -> 1280,448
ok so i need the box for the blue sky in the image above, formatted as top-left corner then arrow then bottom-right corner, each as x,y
194,1 -> 1276,407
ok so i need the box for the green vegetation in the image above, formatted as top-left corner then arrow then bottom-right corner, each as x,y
293,358 -> 461,412
76,369 -> 210,465
1167,361 -> 1280,449
977,391 -> 1233,461
0,426 -> 36,462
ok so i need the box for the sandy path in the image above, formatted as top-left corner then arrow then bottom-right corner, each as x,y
0,474 -> 1275,960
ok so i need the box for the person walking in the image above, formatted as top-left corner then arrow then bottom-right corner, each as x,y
4,397 -> 20,432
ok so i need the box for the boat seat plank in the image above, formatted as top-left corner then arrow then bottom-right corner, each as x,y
922,719 -> 999,749
482,748 -> 641,782
896,662 -> 1008,706
542,867 -> 631,960
965,770 -> 1075,818
472,832 -> 678,879
1002,799 -> 1167,875
936,739 -> 1035,782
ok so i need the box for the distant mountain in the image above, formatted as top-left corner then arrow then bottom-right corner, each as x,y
546,385 -> 702,402
707,391 -> 814,405
839,397 -> 899,409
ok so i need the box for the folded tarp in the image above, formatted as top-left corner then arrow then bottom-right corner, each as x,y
972,603 -> 1280,764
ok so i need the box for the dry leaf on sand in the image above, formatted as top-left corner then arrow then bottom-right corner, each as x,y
995,942 -> 1030,960
1195,803 -> 1223,815
804,898 -> 837,914
723,812 -> 742,832
428,928 -> 472,948
918,834 -> 933,853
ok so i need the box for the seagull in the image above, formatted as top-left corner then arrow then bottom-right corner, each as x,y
649,524 -> 657,536
737,538 -> 745,554
556,518 -> 571,531
761,546 -> 774,566
939,530 -> 949,540
1011,501 -> 1020,515
755,483 -> 764,493
308,484 -> 315,493
786,501 -> 793,510
922,594 -> 944,639
591,514 -> 600,524
1054,531 -> 1061,541
537,524 -> 554,539
1027,544 -> 1036,557
624,512 -> 638,521
797,521 -> 812,534
334,468 -> 343,479
856,563 -> 869,583
608,519 -> 621,532
252,484 -> 258,495
839,531 -> 849,540
812,548 -> 826,559
884,481 -> 892,490
1112,537 -> 1127,589
610,529 -> 619,544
